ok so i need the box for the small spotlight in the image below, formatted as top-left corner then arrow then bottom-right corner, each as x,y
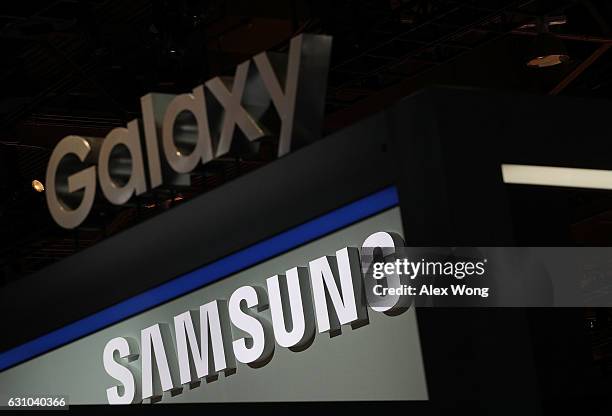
32,179 -> 45,192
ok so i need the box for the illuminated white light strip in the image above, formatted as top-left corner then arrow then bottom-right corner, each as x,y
501,164 -> 612,190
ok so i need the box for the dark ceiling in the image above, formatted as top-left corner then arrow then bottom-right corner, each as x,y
2,0 -> 612,282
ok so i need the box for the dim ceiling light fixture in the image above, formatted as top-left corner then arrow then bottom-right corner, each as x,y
526,17 -> 569,68
32,179 -> 45,193
519,15 -> 567,29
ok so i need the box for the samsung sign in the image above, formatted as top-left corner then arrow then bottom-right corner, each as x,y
104,231 -> 407,404
45,34 -> 331,229
0,203 -> 427,404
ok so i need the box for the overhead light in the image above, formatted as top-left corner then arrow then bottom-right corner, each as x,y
32,179 -> 45,193
501,164 -> 612,190
519,15 -> 567,29
547,16 -> 568,26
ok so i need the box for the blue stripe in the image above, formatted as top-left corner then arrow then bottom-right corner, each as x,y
0,186 -> 399,372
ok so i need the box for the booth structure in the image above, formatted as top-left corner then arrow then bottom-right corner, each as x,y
1,87 -> 611,414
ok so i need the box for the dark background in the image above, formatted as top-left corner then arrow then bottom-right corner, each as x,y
2,1 -> 612,415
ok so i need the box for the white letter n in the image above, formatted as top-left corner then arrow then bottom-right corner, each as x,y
308,247 -> 368,333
